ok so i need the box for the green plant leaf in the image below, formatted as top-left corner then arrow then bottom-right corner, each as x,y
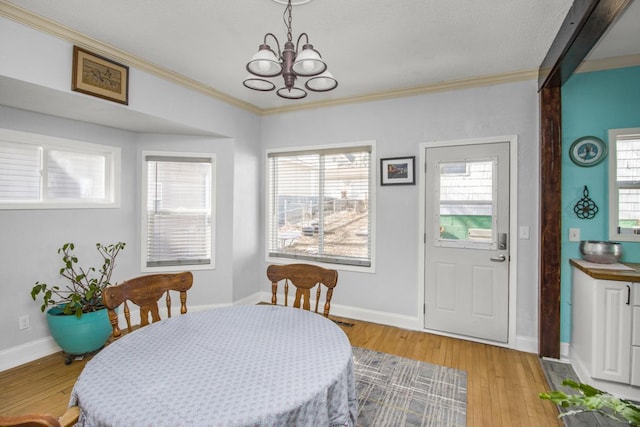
31,283 -> 43,300
542,379 -> 640,426
31,241 -> 125,318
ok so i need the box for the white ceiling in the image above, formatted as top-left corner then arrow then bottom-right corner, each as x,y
2,0 -> 640,115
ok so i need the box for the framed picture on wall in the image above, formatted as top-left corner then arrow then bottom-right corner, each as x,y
380,156 -> 415,186
72,46 -> 129,105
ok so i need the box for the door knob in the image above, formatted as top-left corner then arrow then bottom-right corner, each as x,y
490,255 -> 506,262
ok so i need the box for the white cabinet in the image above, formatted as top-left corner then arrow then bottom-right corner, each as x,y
592,277 -> 631,382
572,265 -> 636,386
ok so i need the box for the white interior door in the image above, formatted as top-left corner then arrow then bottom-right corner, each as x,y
424,142 -> 510,343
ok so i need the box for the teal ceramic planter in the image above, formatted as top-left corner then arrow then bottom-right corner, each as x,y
46,307 -> 112,356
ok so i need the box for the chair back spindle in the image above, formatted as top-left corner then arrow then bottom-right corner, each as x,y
103,271 -> 193,338
267,264 -> 338,317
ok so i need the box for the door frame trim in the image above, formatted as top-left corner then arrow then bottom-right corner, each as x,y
418,135 -> 519,348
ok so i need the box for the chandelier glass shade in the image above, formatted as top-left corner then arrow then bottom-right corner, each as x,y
243,0 -> 337,99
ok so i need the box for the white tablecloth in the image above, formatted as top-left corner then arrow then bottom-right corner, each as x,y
70,305 -> 357,426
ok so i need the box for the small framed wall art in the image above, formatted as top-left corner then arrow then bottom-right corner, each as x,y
72,46 -> 129,105
380,156 -> 415,186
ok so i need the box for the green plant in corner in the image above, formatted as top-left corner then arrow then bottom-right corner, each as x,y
540,379 -> 640,425
31,242 -> 126,318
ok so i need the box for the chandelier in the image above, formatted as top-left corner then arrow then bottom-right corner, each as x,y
243,0 -> 337,99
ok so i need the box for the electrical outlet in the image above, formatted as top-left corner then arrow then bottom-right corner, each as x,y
19,315 -> 30,330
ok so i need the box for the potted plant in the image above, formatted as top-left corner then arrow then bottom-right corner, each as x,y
540,379 -> 640,425
31,242 -> 125,361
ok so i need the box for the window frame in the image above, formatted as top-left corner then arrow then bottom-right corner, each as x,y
140,150 -> 216,272
609,127 -> 640,242
265,141 -> 376,273
0,128 -> 120,209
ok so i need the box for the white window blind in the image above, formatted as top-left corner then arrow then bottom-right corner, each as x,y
614,134 -> 640,236
46,150 -> 106,200
0,141 -> 40,200
0,129 -> 119,209
144,155 -> 214,269
267,145 -> 372,267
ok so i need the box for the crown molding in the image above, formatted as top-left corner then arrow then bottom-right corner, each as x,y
6,1 -> 636,118
0,1 -> 262,115
0,1 -> 541,117
261,69 -> 539,115
576,54 -> 640,73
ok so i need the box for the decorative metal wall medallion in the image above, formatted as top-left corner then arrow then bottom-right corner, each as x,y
574,185 -> 599,219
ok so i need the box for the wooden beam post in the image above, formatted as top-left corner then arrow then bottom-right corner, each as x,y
537,0 -> 631,358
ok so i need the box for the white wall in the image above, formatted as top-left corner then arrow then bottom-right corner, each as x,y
0,15 -> 542,369
0,18 -> 264,368
261,80 -> 540,345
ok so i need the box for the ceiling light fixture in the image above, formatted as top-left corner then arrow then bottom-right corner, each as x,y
243,0 -> 337,100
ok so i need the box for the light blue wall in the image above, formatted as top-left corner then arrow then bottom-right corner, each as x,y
561,66 -> 640,343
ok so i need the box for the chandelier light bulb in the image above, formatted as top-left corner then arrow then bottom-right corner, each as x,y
258,60 -> 271,72
246,45 -> 282,77
291,44 -> 326,77
302,60 -> 314,73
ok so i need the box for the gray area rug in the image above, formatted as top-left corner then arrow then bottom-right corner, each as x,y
352,347 -> 467,427
540,359 -> 623,427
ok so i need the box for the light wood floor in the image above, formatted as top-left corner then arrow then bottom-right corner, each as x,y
0,315 -> 561,426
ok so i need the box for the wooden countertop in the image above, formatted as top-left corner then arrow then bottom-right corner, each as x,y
570,258 -> 640,282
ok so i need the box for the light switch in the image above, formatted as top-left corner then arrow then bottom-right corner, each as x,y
519,226 -> 530,240
569,228 -> 581,242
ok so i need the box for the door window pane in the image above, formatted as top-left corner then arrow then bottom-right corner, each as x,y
438,159 -> 494,243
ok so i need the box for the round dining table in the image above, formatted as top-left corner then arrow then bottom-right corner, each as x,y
70,305 -> 357,426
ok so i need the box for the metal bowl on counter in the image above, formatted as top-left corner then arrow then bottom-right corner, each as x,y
579,240 -> 623,264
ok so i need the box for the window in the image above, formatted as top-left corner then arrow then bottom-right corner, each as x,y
0,128 -> 120,209
437,159 -> 495,246
142,152 -> 215,271
266,143 -> 374,269
609,128 -> 640,242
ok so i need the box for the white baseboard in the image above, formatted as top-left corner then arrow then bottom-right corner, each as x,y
0,294 -> 540,371
0,336 -> 61,372
560,341 -> 571,362
261,291 -> 539,353
233,292 -> 265,306
515,335 -> 538,354
331,303 -> 422,331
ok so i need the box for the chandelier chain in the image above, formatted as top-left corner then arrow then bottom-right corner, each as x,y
285,0 -> 293,43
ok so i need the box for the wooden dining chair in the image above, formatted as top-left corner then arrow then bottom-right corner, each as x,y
103,271 -> 193,338
0,406 -> 79,427
266,264 -> 338,317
